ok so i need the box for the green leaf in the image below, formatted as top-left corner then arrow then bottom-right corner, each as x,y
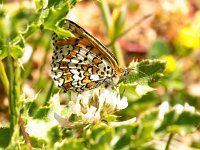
54,27 -> 73,38
0,45 -> 7,60
43,2 -> 70,29
87,126 -> 112,148
114,134 -> 130,150
59,139 -> 86,150
130,93 -> 160,117
9,33 -> 25,59
175,111 -> 200,127
22,23 -> 40,39
118,90 -> 160,117
35,0 -> 45,10
140,110 -> 159,123
102,115 -> 118,123
119,83 -> 154,99
47,126 -> 61,144
10,45 -> 23,59
33,106 -> 50,119
135,84 -> 154,96
47,0 -> 77,8
119,83 -> 141,102
30,136 -> 47,148
192,141 -> 200,149
156,110 -> 176,133
124,59 -> 166,85
68,0 -> 78,7
0,127 -> 10,148
134,122 -> 155,146
156,109 -> 200,135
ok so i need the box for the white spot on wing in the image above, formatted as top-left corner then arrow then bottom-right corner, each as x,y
70,58 -> 79,63
79,48 -> 88,55
73,74 -> 81,81
52,69 -> 63,78
51,62 -> 59,70
70,69 -> 79,74
57,78 -> 64,86
90,74 -> 99,81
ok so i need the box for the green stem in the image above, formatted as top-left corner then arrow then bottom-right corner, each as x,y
7,31 -> 21,149
7,39 -> 15,131
44,81 -> 54,105
98,0 -> 111,29
165,133 -> 174,150
7,37 -> 19,147
98,0 -> 125,67
0,59 -> 9,95
111,43 -> 125,68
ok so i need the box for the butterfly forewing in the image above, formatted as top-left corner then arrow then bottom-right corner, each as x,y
51,19 -> 123,92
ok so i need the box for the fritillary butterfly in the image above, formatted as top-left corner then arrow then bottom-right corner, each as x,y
51,19 -> 130,92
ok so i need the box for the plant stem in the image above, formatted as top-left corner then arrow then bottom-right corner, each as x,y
0,60 -> 9,95
98,0 -> 111,29
19,115 -> 32,150
165,133 -> 174,150
111,43 -> 125,68
7,38 -> 19,148
7,26 -> 21,148
98,0 -> 125,67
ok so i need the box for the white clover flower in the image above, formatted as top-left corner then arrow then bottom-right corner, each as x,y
55,87 -> 129,126
158,101 -> 195,120
174,103 -> 195,113
82,106 -> 98,123
158,101 -> 169,119
116,96 -> 128,110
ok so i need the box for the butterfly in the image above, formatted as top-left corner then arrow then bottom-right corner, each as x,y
51,19 -> 131,92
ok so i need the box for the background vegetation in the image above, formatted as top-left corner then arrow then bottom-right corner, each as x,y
0,0 -> 200,149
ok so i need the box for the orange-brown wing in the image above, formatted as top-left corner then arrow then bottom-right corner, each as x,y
51,20 -> 122,92
63,19 -> 122,76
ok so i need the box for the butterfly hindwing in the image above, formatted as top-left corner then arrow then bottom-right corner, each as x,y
52,19 -> 122,92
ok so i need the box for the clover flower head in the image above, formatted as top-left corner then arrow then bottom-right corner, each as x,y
55,87 -> 128,126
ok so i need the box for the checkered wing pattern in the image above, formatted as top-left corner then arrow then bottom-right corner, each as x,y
51,19 -> 123,92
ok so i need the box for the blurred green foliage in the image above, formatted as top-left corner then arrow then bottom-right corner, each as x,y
0,0 -> 200,149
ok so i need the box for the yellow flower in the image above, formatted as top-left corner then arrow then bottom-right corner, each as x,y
175,26 -> 200,49
160,55 -> 176,73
